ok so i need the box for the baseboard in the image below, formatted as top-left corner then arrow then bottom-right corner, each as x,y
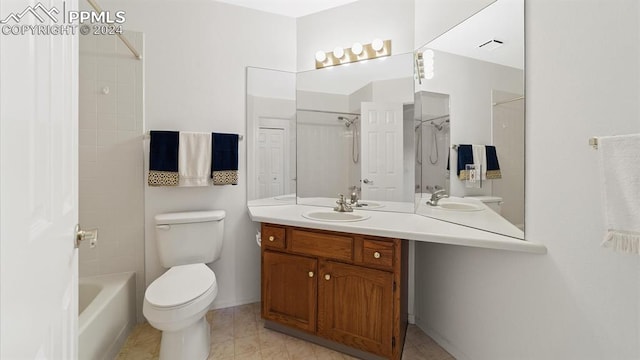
209,296 -> 261,311
408,313 -> 416,324
415,319 -> 471,360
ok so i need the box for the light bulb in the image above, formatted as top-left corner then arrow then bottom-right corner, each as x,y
372,38 -> 384,52
351,42 -> 363,55
315,51 -> 327,63
333,47 -> 345,59
422,49 -> 435,59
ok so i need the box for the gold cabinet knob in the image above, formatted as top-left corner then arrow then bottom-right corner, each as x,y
374,251 -> 381,259
308,271 -> 314,278
268,236 -> 275,242
324,274 -> 331,281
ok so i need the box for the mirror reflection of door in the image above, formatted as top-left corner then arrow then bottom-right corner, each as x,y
256,118 -> 291,199
360,102 -> 404,202
258,128 -> 284,198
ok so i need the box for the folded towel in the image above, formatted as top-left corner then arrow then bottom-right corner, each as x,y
178,132 -> 212,187
472,145 -> 487,180
485,145 -> 502,179
211,133 -> 239,185
598,134 -> 640,254
456,145 -> 474,180
148,131 -> 179,186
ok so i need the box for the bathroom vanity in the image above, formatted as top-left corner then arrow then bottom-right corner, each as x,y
261,223 -> 408,360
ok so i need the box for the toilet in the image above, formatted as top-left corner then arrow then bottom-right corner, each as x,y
465,195 -> 503,214
143,210 -> 225,360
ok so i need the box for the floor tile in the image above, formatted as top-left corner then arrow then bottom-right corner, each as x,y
116,303 -> 455,359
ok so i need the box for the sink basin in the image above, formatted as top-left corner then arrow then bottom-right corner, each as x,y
302,211 -> 371,222
355,201 -> 383,209
435,201 -> 484,212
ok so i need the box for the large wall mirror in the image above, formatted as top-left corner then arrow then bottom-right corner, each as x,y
246,67 -> 297,206
415,0 -> 525,239
296,53 -> 415,213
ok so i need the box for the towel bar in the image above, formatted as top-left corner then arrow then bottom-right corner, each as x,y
144,132 -> 243,140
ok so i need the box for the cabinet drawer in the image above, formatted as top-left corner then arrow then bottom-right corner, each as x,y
290,229 -> 353,261
362,239 -> 394,269
262,225 -> 286,249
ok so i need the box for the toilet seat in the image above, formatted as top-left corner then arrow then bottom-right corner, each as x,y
145,263 -> 216,309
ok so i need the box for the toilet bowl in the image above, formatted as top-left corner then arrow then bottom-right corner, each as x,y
143,210 -> 225,360
144,264 -> 218,360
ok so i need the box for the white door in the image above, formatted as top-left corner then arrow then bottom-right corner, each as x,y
0,0 -> 79,358
257,128 -> 285,198
360,102 -> 404,201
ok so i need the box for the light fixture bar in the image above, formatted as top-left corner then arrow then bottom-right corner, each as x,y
315,39 -> 392,69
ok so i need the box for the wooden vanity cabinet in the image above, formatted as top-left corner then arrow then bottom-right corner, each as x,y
261,223 -> 408,360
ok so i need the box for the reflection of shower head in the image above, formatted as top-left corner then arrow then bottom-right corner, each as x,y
432,119 -> 450,131
338,116 -> 359,128
338,115 -> 358,129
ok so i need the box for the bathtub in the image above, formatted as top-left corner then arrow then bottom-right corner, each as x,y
79,272 -> 136,360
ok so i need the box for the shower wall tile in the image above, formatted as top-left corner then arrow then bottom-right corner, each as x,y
79,31 -> 146,322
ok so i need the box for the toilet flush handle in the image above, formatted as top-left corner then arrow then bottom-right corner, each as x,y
156,225 -> 171,231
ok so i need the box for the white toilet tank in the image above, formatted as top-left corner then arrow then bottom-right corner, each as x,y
465,196 -> 503,214
154,210 -> 225,268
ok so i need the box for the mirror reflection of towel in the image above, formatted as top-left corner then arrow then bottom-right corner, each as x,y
485,146 -> 502,179
211,133 -> 239,185
455,144 -> 501,180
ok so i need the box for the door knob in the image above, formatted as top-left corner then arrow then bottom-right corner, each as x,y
75,224 -> 98,249
363,179 -> 374,184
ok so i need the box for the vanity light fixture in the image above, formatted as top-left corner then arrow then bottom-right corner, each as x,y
314,39 -> 392,69
479,39 -> 504,51
415,49 -> 435,83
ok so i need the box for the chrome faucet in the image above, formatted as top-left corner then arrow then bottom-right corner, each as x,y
349,191 -> 360,207
427,189 -> 449,206
334,194 -> 353,212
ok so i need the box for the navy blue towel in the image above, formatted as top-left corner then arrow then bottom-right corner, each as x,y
211,133 -> 239,185
211,133 -> 239,171
456,144 -> 474,179
149,131 -> 179,171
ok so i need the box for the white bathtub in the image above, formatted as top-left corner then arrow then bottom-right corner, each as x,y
79,272 -> 136,360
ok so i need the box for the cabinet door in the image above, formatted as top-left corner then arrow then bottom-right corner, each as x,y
262,251 -> 317,333
318,261 -> 394,358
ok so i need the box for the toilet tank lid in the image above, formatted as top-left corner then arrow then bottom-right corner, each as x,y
155,210 -> 226,225
464,195 -> 503,203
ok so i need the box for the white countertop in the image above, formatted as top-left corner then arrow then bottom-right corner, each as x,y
248,204 -> 547,254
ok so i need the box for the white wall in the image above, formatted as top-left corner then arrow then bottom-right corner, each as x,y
101,0 -> 297,309
414,1 -> 640,359
78,31 -> 145,319
297,0 -> 415,72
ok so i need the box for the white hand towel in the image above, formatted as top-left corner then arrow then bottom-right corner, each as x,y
472,145 -> 487,180
178,132 -> 212,187
598,134 -> 640,254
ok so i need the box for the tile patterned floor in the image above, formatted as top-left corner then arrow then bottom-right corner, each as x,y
116,303 -> 454,360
